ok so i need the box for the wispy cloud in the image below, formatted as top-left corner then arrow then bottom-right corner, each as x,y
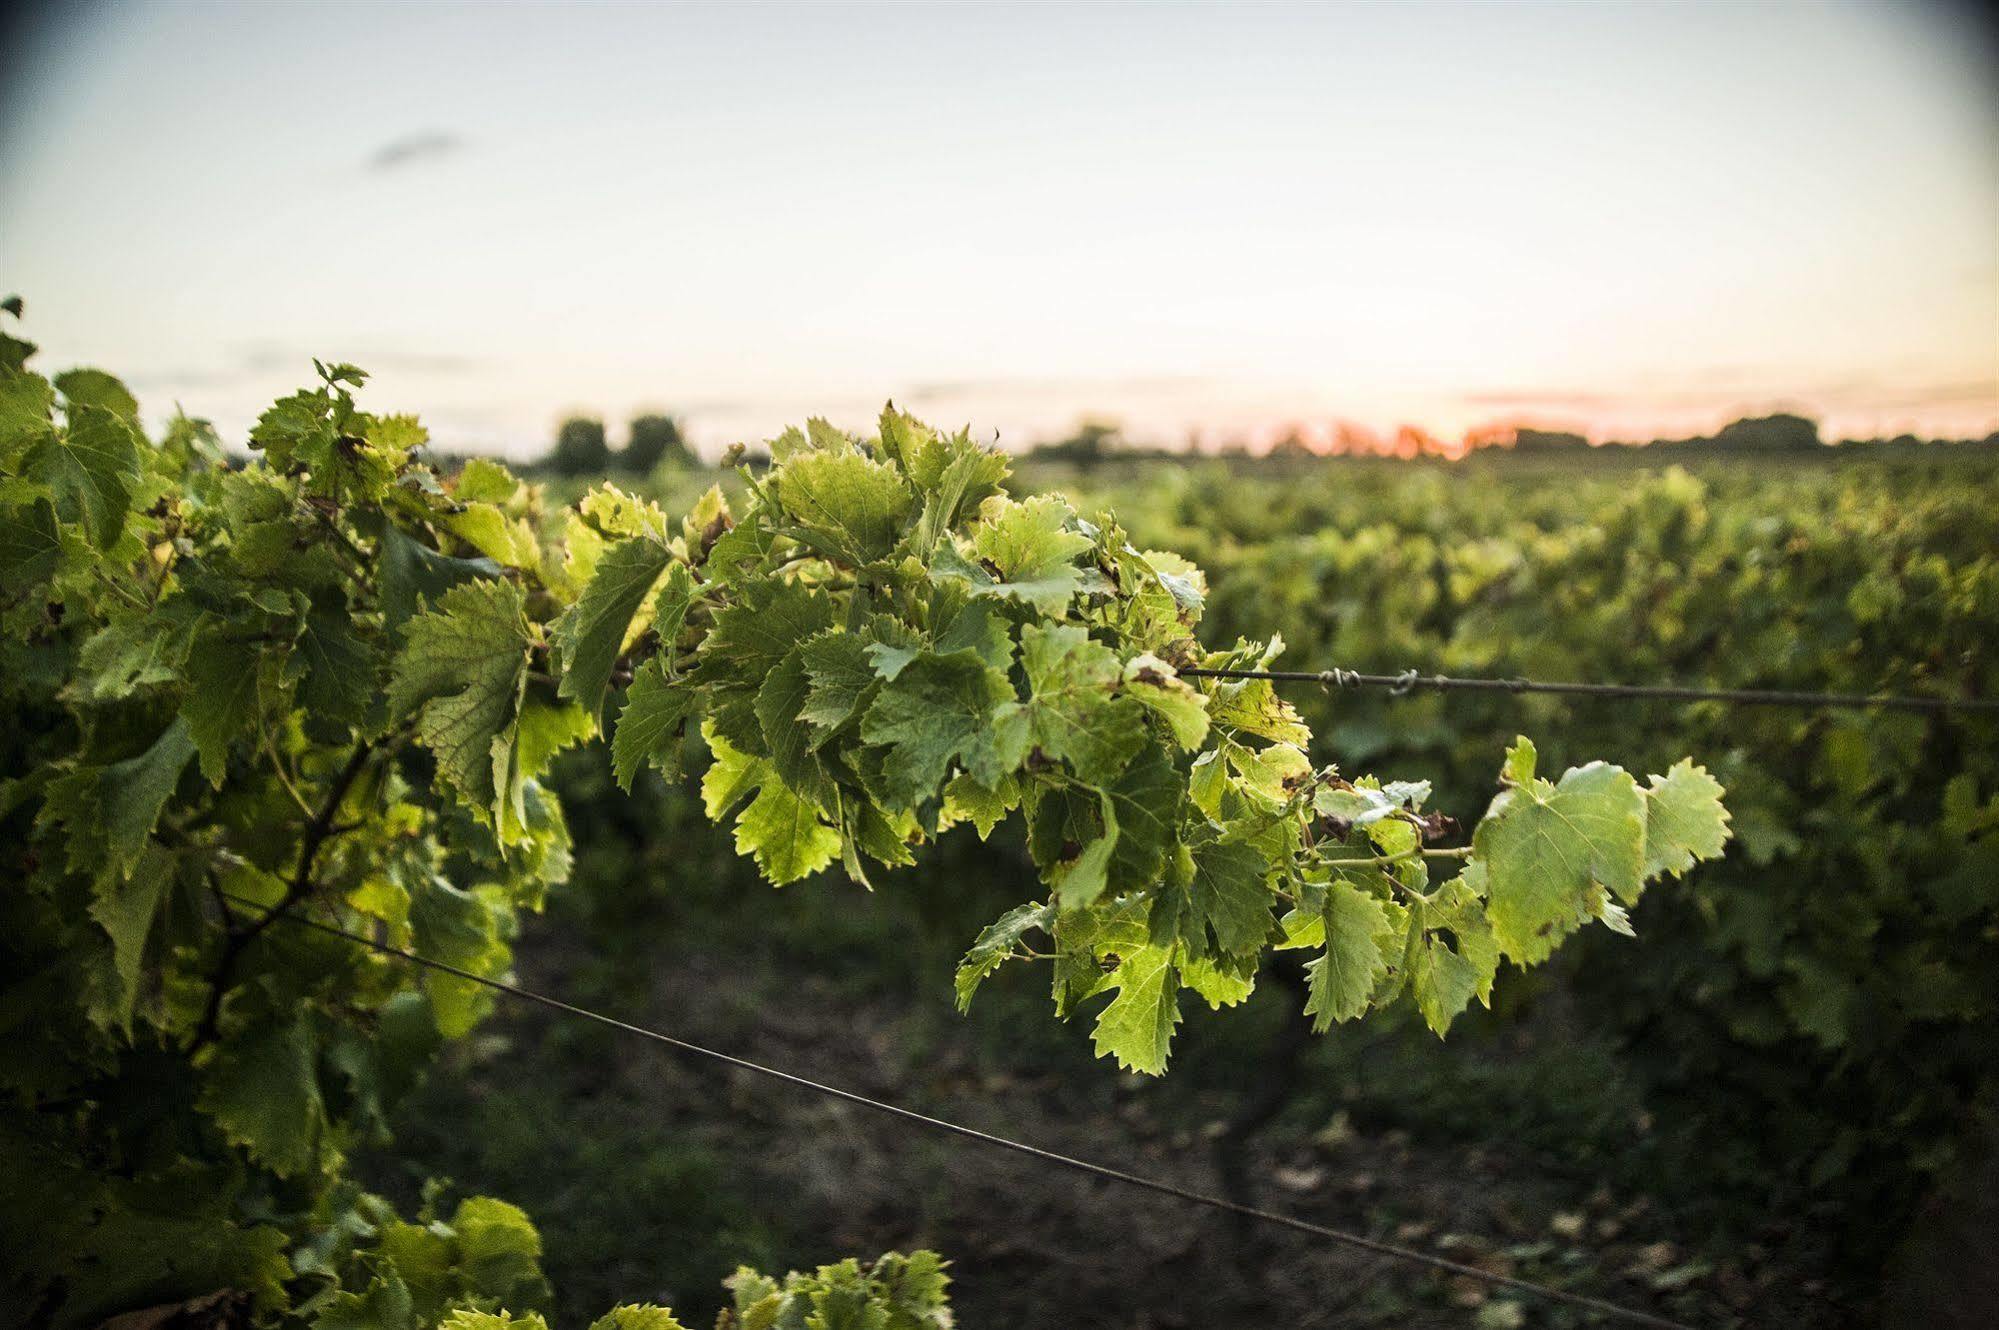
365,131 -> 465,173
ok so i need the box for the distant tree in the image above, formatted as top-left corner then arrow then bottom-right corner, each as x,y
1510,427 -> 1589,453
622,413 -> 693,473
1709,413 -> 1822,452
548,416 -> 610,475
1267,427 -> 1319,460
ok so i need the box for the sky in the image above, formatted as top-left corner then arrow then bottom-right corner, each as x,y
2,0 -> 1994,459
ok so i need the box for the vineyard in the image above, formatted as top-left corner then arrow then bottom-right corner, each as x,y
2,303 -> 1995,1330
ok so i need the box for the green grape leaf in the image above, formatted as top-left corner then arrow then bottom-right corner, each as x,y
1122,654 -> 1210,748
1152,836 -> 1266,958
53,367 -> 140,422
1184,838 -> 1272,958
375,1220 -> 460,1323
432,500 -> 539,571
769,449 -> 914,564
798,630 -> 879,737
1641,759 -> 1732,881
954,902 -> 1055,1012
500,698 -> 594,841
703,510 -> 776,584
871,1249 -> 953,1321
454,456 -> 521,504
75,605 -> 200,699
699,580 -> 837,678
963,494 -> 1092,612
995,623 -> 1147,784
555,534 -> 675,714
0,496 -> 62,585
1304,880 -> 1398,1031
650,561 -> 699,668
379,521 -> 502,630
1205,676 -> 1310,746
59,716 -> 199,877
1102,740 -> 1181,895
755,644 -> 832,800
439,1313 -> 549,1330
388,580 -> 534,823
87,844 -> 175,1032
1180,954 -> 1257,1009
1404,874 -> 1500,1037
733,777 -> 840,884
1090,943 -> 1180,1075
452,1194 -> 546,1302
197,1013 -> 325,1177
313,1271 -> 419,1330
181,626 -> 264,787
702,727 -> 764,819
903,421 -> 1011,555
943,772 -> 1019,839
703,728 -> 839,883
24,402 -> 142,547
1051,889 -> 1153,1016
292,596 -> 378,733
411,880 -> 512,1038
1407,929 -> 1484,1038
588,1309 -> 689,1330
0,366 -> 56,458
931,595 -> 1016,672
1054,818 -> 1119,907
1474,740 -> 1645,963
859,651 -> 1020,809
612,658 -> 698,790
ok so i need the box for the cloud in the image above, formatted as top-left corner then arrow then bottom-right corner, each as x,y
366,130 -> 465,173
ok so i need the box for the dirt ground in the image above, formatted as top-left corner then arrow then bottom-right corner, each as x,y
391,915 -> 1862,1330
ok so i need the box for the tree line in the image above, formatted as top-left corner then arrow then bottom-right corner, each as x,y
1027,412 -> 1999,467
517,408 -> 1998,477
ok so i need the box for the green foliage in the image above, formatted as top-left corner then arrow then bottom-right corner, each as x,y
564,407 -> 1723,1073
1067,451 -> 1999,1264
0,311 -> 944,1329
722,1251 -> 951,1330
0,303 -> 1726,1324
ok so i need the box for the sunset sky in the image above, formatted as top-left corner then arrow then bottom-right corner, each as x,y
3,0 -> 1994,458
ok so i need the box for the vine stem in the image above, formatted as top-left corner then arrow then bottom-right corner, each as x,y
304,503 -> 375,593
1316,846 -> 1473,869
186,739 -> 373,1054
92,565 -> 149,610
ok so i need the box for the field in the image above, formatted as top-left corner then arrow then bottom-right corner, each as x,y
377,452 -> 1999,1326
5,346 -> 1996,1330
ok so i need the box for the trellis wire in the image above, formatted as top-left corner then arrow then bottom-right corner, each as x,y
1179,665 -> 1996,714
218,892 -> 1699,1330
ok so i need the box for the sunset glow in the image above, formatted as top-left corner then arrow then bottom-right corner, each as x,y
3,0 -> 1994,458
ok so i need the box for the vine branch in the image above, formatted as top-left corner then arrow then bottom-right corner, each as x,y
186,739 -> 374,1053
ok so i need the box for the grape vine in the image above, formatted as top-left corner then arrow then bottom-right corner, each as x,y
0,294 -> 1725,1327
561,409 -> 1731,1072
